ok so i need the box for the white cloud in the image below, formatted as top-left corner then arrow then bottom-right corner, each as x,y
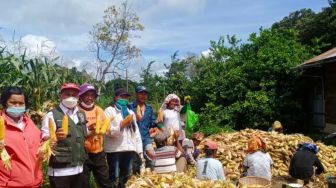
21,34 -> 58,59
201,49 -> 211,57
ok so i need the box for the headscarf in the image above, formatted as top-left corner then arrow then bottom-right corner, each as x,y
272,120 -> 282,131
115,99 -> 129,118
247,134 -> 267,154
160,94 -> 181,111
298,143 -> 319,154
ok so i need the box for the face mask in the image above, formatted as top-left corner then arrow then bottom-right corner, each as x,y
6,106 -> 26,118
116,99 -> 128,106
62,97 -> 78,109
80,101 -> 94,109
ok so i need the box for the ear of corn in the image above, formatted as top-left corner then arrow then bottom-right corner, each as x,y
37,118 -> 57,163
0,115 -> 5,140
48,118 -> 56,140
157,110 -> 163,122
61,114 -> 68,136
1,149 -> 11,170
100,116 -> 114,134
136,105 -> 142,120
95,110 -> 101,134
0,115 -> 11,171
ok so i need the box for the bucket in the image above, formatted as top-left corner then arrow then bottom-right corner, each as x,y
285,183 -> 303,188
327,177 -> 336,188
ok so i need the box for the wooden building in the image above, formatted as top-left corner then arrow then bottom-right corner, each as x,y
299,48 -> 336,132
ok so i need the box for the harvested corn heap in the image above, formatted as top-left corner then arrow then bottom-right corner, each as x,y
126,169 -> 236,188
127,129 -> 336,187
204,129 -> 336,180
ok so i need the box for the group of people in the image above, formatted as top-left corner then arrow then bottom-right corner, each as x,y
0,83 -> 326,188
0,83 -> 202,188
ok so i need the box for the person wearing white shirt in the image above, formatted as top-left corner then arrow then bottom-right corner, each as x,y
41,83 -> 88,188
104,88 -> 143,188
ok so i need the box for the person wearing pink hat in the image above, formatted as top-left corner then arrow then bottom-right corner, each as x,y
78,83 -> 113,188
41,83 -> 88,188
196,140 -> 225,180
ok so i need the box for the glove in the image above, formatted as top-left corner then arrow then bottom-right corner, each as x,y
121,115 -> 133,128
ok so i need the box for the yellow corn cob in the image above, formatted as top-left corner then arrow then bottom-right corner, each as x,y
62,114 -> 68,136
49,118 -> 56,140
95,111 -> 101,134
136,105 -> 142,120
0,115 -> 4,140
100,116 -> 114,134
157,110 -> 163,122
0,115 -> 11,170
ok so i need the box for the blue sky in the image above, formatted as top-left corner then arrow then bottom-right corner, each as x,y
0,0 -> 329,80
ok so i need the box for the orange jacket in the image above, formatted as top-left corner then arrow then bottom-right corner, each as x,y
0,111 -> 42,188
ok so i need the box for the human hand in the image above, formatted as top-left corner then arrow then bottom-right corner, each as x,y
88,123 -> 95,132
149,128 -> 158,138
56,128 -> 67,141
121,115 -> 133,128
0,141 -> 5,152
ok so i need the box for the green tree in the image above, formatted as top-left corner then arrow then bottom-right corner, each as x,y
191,29 -> 314,133
90,1 -> 144,85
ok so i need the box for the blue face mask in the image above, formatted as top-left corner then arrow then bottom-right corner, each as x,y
6,106 -> 26,118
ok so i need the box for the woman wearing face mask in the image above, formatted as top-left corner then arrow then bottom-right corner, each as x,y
104,88 -> 143,188
0,86 -> 43,188
41,83 -> 88,188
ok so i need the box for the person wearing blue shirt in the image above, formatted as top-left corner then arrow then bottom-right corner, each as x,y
130,86 -> 156,173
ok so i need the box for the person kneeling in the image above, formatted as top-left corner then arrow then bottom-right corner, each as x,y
196,140 -> 225,180
242,135 -> 273,181
289,143 -> 324,187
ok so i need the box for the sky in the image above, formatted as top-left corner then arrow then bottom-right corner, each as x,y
0,0 -> 330,81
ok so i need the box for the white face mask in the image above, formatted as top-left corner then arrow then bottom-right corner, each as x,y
62,97 -> 78,109
80,101 -> 94,109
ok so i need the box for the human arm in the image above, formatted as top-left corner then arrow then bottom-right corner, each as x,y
314,157 -> 325,175
217,162 -> 226,180
105,107 -> 121,137
41,112 -> 66,141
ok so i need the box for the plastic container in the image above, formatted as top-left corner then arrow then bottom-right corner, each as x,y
327,176 -> 336,188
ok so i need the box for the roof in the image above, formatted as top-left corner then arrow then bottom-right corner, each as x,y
300,48 -> 336,68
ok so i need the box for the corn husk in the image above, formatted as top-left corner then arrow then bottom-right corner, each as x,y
0,115 -> 11,171
37,118 -> 56,163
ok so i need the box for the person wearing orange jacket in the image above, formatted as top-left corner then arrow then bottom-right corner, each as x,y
78,83 -> 113,188
0,86 -> 43,188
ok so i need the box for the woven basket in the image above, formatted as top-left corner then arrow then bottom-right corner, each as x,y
238,176 -> 271,188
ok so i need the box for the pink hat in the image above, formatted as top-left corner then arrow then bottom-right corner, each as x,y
204,140 -> 218,150
60,83 -> 79,92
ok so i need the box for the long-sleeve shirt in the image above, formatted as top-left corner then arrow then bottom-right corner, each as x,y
289,149 -> 324,180
130,102 -> 156,150
104,106 -> 143,154
41,103 -> 84,177
0,112 -> 42,188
